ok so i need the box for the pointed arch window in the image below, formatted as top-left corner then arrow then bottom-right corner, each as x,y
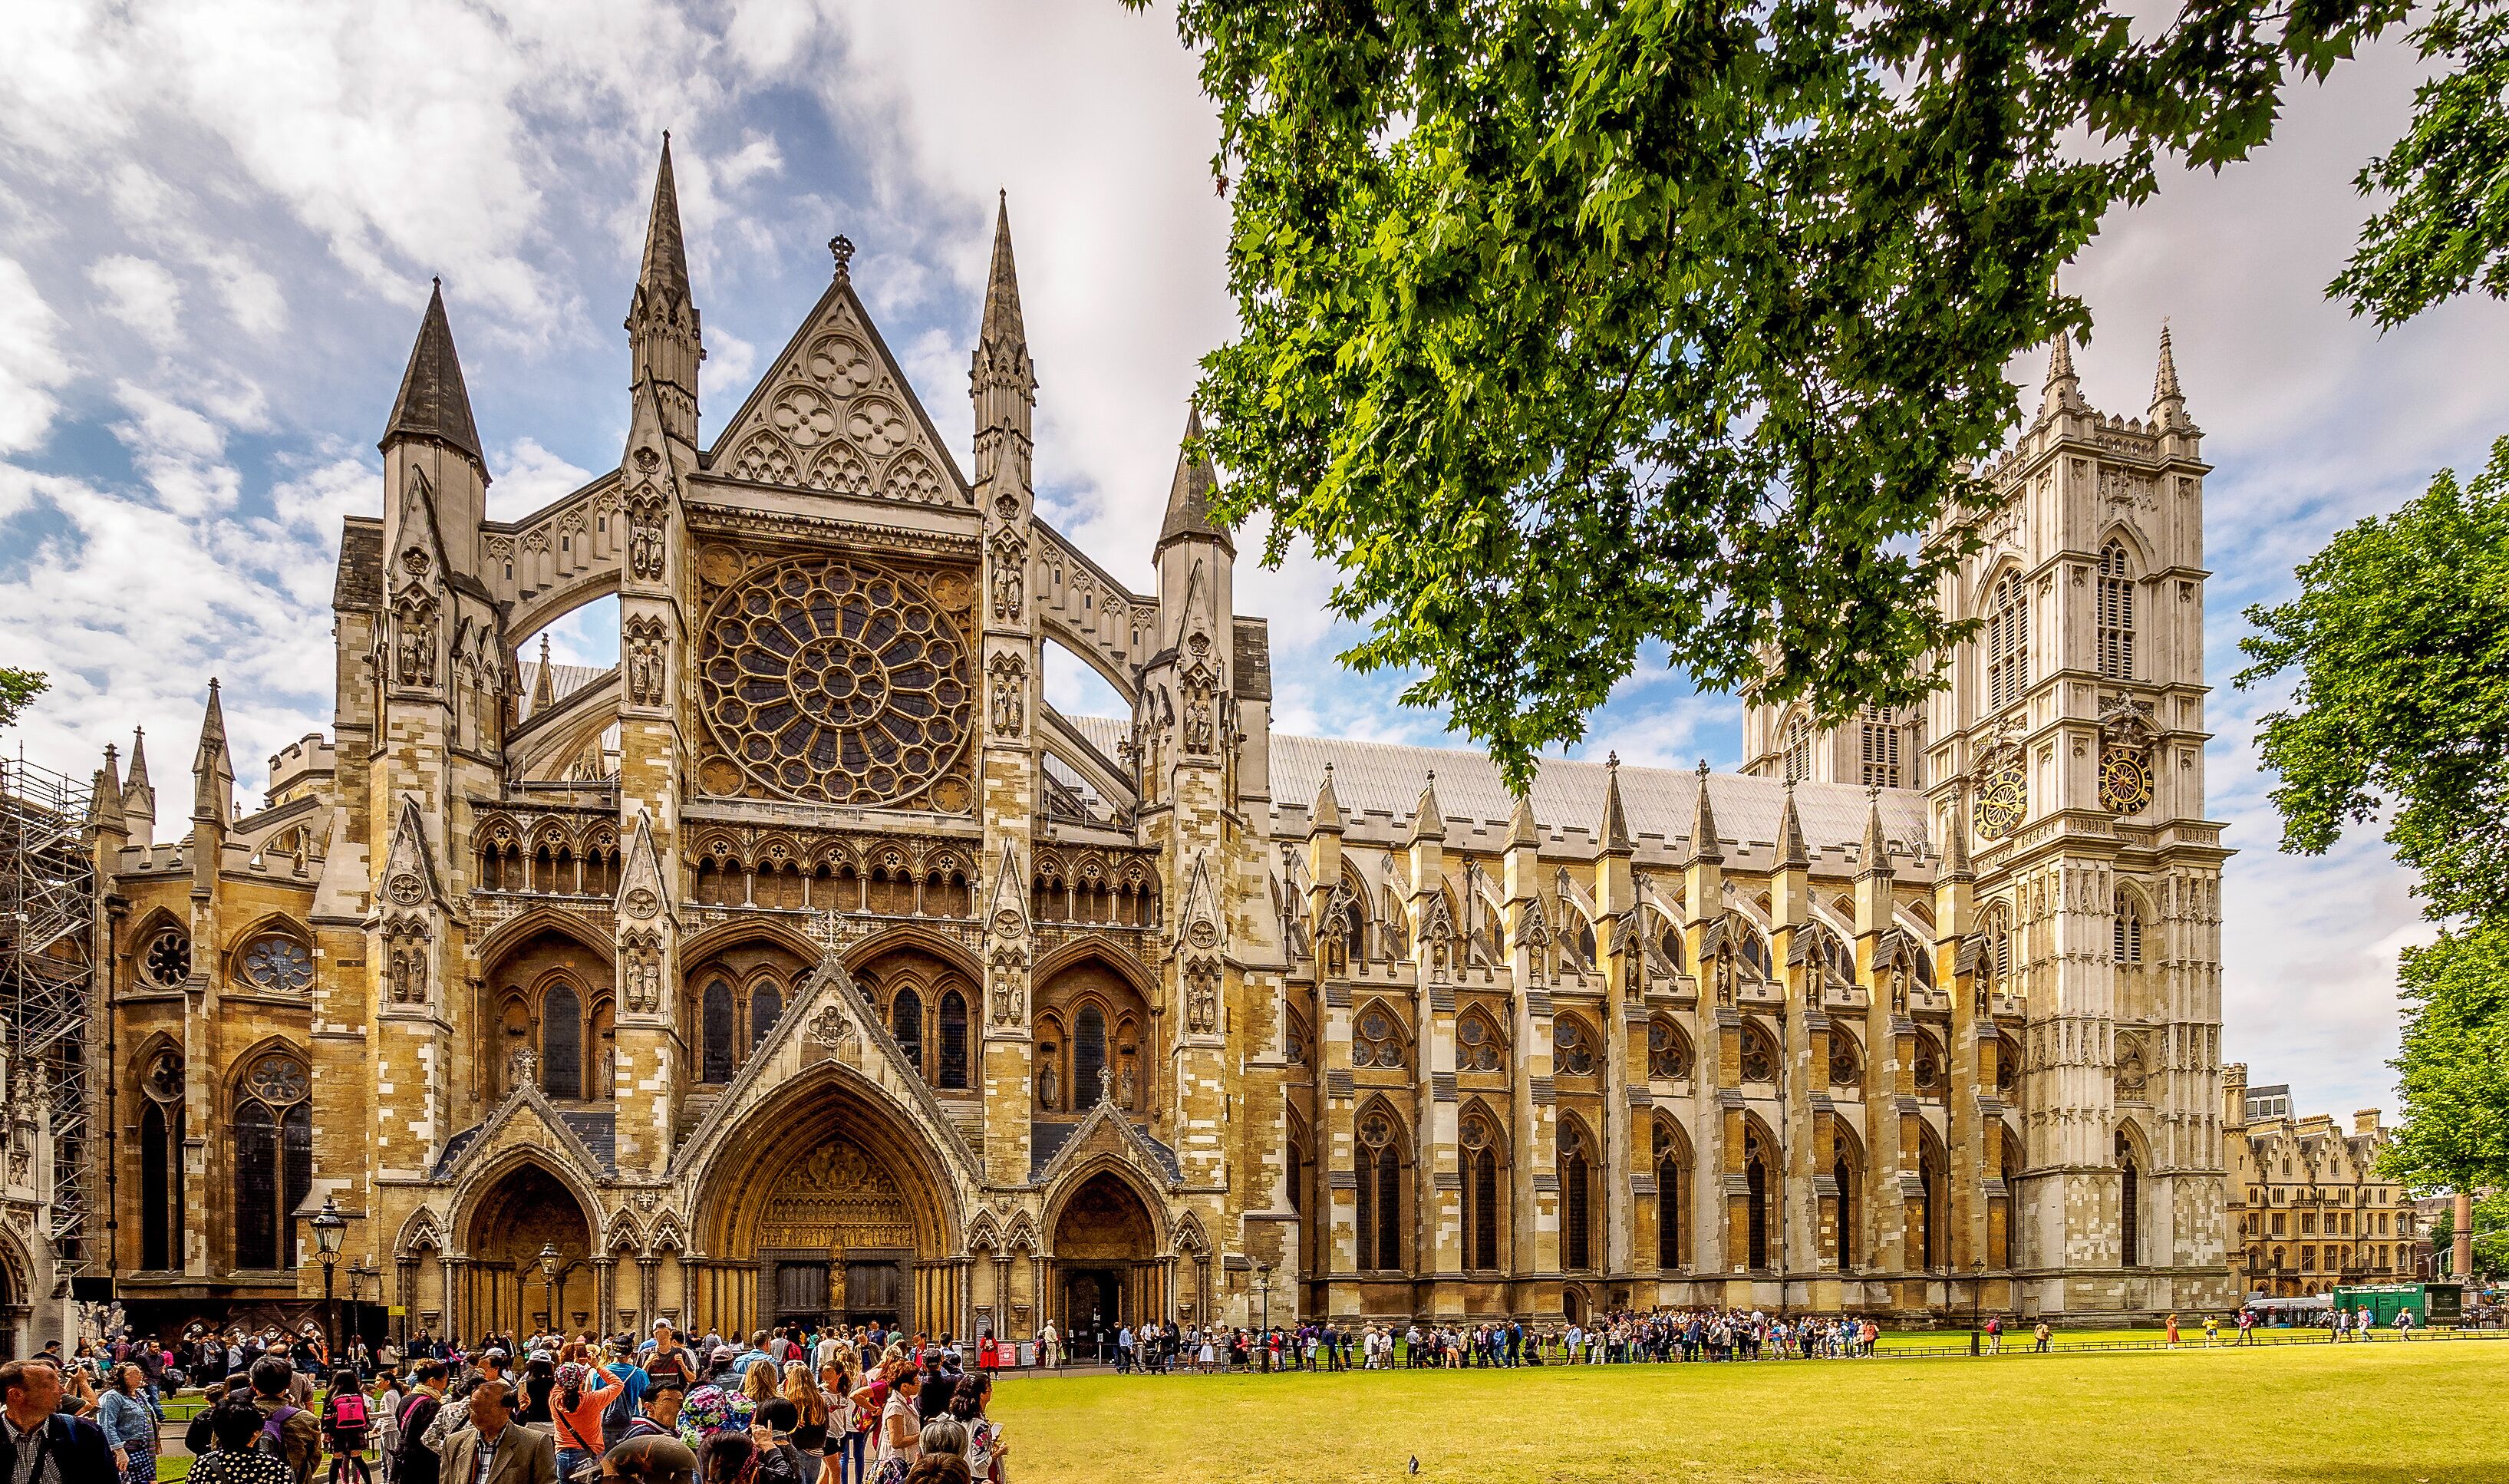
542,981 -> 582,1100
1858,707 -> 1903,789
2098,541 -> 2135,680
2118,1132 -> 2142,1268
233,1053 -> 312,1271
1456,1010 -> 1503,1073
750,981 -> 783,1053
1986,571 -> 2029,711
1353,1006 -> 1407,1070
1744,1124 -> 1772,1270
139,1050 -> 184,1271
938,988 -> 971,1089
701,979 -> 735,1083
1834,1134 -> 1860,1270
1460,1113 -> 1502,1271
1073,1003 -> 1107,1105
2112,894 -> 2145,965
1355,1109 -> 1403,1272
1552,1017 -> 1595,1077
894,986 -> 928,1079
1646,1018 -> 1690,1080
1654,1123 -> 1685,1270
1561,1120 -> 1595,1271
1739,1021 -> 1779,1083
1783,715 -> 1812,785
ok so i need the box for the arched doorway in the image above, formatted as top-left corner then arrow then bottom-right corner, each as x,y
695,1068 -> 961,1340
460,1161 -> 595,1340
1050,1171 -> 1159,1360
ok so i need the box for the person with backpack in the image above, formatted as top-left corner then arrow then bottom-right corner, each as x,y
321,1369 -> 373,1484
389,1362 -> 447,1484
248,1356 -> 322,1484
186,1397 -> 295,1484
595,1348 -> 649,1453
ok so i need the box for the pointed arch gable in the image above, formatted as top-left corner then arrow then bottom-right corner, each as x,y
475,905 -> 615,975
1039,1149 -> 1172,1258
395,1205 -> 447,1255
448,1143 -> 604,1258
2095,519 -> 2155,573
684,916 -> 827,972
1030,937 -> 1159,1001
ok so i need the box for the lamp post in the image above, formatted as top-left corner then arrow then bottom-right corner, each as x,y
539,1242 -> 560,1341
1970,1258 -> 1986,1356
312,1196 -> 347,1367
1253,1261 -> 1271,1371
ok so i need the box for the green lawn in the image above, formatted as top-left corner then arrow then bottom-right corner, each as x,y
990,1338 -> 2506,1483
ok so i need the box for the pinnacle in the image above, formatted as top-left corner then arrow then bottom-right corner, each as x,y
1157,404 -> 1233,556
1860,787 -> 1893,878
1508,791 -> 1539,849
635,134 -> 692,312
1940,786 -> 1973,882
2150,320 -> 2189,429
381,281 -> 486,471
1598,754 -> 1634,855
1776,782 -> 1810,871
1409,770 -> 1446,844
1690,760 -> 1723,864
980,190 -> 1026,351
1311,763 -> 1344,832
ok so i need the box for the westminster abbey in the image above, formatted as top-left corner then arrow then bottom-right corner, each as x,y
87,142 -> 2235,1344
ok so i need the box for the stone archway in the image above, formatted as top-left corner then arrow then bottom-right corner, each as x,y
460,1160 -> 597,1340
693,1067 -> 963,1341
1048,1169 -> 1161,1358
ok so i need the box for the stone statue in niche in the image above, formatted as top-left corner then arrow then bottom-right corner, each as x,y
1038,1061 -> 1059,1111
1117,1057 -> 1137,1110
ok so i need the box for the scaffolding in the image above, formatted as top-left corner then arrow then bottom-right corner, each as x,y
0,749 -> 95,1287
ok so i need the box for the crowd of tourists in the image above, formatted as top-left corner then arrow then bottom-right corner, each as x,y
35,1318 -> 1006,1484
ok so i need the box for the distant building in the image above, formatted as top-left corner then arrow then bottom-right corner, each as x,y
2223,1065 -> 2416,1298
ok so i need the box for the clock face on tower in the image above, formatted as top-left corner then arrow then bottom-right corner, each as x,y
2100,744 -> 2155,814
1973,761 -> 2026,842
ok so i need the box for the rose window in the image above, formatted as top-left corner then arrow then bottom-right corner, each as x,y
143,929 -> 191,987
239,935 -> 313,994
1647,1019 -> 1689,1080
1353,1007 -> 1406,1070
1457,1014 -> 1502,1072
698,556 -> 972,806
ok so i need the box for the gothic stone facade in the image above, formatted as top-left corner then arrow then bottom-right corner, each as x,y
94,147 -> 2236,1341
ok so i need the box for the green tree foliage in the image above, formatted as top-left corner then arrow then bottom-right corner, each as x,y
1141,0 -> 2400,785
2236,440 -> 2509,924
2379,922 -> 2509,1190
2425,1186 -> 2509,1277
0,668 -> 44,731
2333,0 -> 2509,325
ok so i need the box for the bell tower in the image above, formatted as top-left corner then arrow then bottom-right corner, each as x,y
1925,325 -> 2232,1316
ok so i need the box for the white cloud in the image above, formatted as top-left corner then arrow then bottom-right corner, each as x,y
0,257 -> 73,452
88,254 -> 183,348
487,437 -> 598,520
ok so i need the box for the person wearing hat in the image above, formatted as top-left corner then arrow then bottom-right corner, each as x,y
548,1360 -> 625,1482
596,1344 -> 651,1453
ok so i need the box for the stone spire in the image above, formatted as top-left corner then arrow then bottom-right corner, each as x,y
1688,760 -> 1723,863
531,634 -> 556,715
2148,320 -> 2190,430
2039,330 -> 2083,419
1311,763 -> 1344,833
628,134 -> 703,444
123,727 -> 156,843
1940,784 -> 1973,882
1776,780 -> 1810,870
90,742 -> 127,840
1598,752 -> 1633,856
1409,770 -> 1445,844
381,281 -> 487,476
1156,406 -> 1233,557
1858,786 -> 1893,879
971,192 -> 1034,493
193,678 -> 235,825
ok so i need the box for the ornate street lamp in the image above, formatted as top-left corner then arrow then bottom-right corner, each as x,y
539,1242 -> 561,1339
312,1196 -> 347,1365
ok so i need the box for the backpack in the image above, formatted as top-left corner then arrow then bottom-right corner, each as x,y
331,1390 -> 370,1437
259,1403 -> 302,1463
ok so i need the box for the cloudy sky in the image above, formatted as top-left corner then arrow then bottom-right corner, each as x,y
4,2 -> 2504,1121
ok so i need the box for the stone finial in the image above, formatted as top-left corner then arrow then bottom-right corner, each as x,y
381,280 -> 486,473
2039,329 -> 2084,420
1311,763 -> 1344,833
829,234 -> 856,285
1157,405 -> 1232,557
1409,769 -> 1445,845
1598,755 -> 1633,856
2149,319 -> 2191,430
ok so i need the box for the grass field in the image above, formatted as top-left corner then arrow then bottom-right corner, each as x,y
988,1340 -> 2505,1484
